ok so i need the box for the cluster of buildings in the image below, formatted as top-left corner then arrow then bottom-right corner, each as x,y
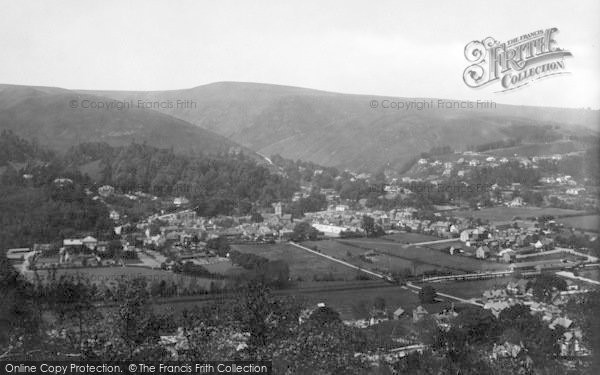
480,280 -> 588,357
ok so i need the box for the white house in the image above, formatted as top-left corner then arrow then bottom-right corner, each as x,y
311,223 -> 348,237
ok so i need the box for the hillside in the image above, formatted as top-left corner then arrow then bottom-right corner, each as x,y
84,82 -> 599,172
0,84 -> 245,156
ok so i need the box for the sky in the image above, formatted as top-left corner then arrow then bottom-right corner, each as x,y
0,0 -> 598,109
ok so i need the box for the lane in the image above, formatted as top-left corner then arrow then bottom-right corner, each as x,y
341,238 -> 458,247
405,281 -> 484,307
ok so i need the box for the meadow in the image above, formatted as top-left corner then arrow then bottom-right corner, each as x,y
557,215 -> 599,232
231,243 -> 362,281
336,239 -> 510,273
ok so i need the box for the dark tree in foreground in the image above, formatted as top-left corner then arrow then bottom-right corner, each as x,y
419,284 -> 437,304
527,273 -> 567,302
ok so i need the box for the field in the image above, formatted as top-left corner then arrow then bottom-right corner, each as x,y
381,232 -> 439,244
576,269 -> 600,282
304,240 -> 440,275
298,285 -> 420,319
24,265 -> 224,290
335,239 -> 509,273
231,243 -> 362,281
451,207 -> 586,222
557,215 -> 600,232
201,259 -> 241,275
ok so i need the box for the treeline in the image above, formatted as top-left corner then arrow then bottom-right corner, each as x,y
65,142 -> 299,216
0,133 -> 114,249
229,250 -> 290,288
467,138 -> 520,152
499,124 -> 563,143
420,145 -> 453,158
464,161 -> 541,187
538,149 -> 600,185
0,130 -> 54,165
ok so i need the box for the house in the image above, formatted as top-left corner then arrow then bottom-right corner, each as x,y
506,280 -> 529,295
483,289 -> 508,300
541,238 -> 555,250
483,300 -> 514,317
311,223 -> 348,237
393,307 -> 405,319
476,245 -> 490,259
6,248 -> 32,260
460,229 -> 473,242
82,236 -> 98,250
173,197 -> 190,206
508,197 -> 524,207
97,185 -> 114,197
412,306 -> 429,322
109,210 -> 120,221
498,248 -> 515,262
550,317 -> 573,330
491,342 -> 522,359
63,238 -> 83,248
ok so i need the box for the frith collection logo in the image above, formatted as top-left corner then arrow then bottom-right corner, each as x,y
463,28 -> 572,92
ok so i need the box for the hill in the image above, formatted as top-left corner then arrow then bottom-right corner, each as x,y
84,82 -> 600,172
0,84 -> 246,156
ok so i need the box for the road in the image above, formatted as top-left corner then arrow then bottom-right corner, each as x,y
405,282 -> 484,307
516,247 -> 598,262
555,271 -> 600,286
342,238 -> 458,247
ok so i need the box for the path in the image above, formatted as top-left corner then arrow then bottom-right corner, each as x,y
555,271 -> 600,286
405,282 -> 484,307
516,247 -> 598,262
346,238 -> 458,247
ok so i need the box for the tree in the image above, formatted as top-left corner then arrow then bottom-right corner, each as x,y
373,296 -> 386,311
361,215 -> 375,237
454,306 -> 497,345
309,306 -> 341,325
48,275 -> 96,353
292,221 -> 319,241
250,211 -> 264,223
115,278 -> 160,358
206,236 -> 230,257
527,273 -> 567,302
418,285 -> 437,304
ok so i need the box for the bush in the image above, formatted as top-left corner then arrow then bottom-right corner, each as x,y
419,284 -> 437,304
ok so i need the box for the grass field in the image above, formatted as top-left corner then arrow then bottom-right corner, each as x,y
231,243 -> 362,281
382,232 -> 439,244
201,259 -> 241,275
337,239 -> 509,273
305,240 -> 440,275
557,215 -> 600,232
452,207 -> 585,222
